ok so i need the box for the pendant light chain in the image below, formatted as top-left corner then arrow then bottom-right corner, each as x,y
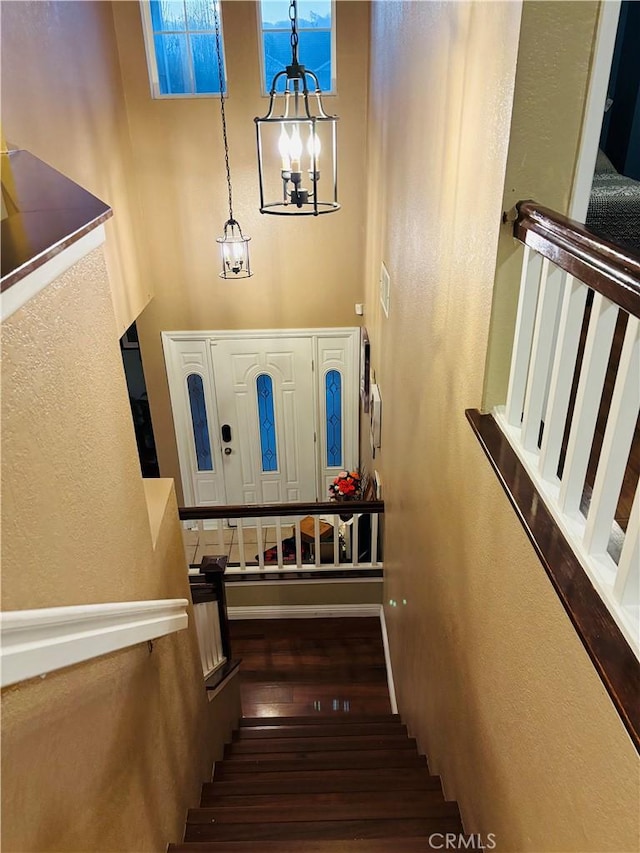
289,0 -> 299,66
213,0 -> 234,223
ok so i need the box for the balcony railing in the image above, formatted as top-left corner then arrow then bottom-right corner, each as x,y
179,501 -> 384,576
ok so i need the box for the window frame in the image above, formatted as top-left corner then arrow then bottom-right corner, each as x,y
256,0 -> 337,97
139,0 -> 228,99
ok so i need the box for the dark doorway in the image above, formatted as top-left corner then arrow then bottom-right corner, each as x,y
120,322 -> 160,478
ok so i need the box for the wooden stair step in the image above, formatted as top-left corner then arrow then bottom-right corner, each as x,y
215,750 -> 427,775
204,767 -> 442,798
225,734 -> 416,755
234,722 -> 407,740
183,817 -> 464,842
239,714 -> 400,727
188,794 -> 459,823
170,840 -> 440,852
200,789 -> 449,811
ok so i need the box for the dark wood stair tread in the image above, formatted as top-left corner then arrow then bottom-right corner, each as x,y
183,817 -> 463,842
170,840 -> 440,852
200,789 -> 449,810
235,722 -> 406,739
188,794 -> 459,823
215,750 -> 428,775
204,767 -> 442,798
225,734 -> 416,755
239,714 -> 400,727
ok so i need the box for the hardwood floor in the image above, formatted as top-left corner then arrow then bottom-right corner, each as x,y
229,617 -> 392,718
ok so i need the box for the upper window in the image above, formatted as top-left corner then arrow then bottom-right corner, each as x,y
140,0 -> 227,98
259,0 -> 335,95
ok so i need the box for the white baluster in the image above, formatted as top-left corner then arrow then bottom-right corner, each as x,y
275,517 -> 283,568
256,518 -> 265,570
613,481 -> 639,605
559,293 -> 619,515
371,513 -> 379,566
584,316 -> 639,555
352,515 -> 360,567
333,515 -> 340,566
539,276 -> 589,481
294,518 -> 302,568
506,247 -> 544,426
237,519 -> 246,569
521,260 -> 564,451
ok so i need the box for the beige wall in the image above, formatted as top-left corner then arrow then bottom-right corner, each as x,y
0,0 -> 151,337
110,0 -> 370,498
1,245 -> 239,851
364,2 -> 639,851
483,1 -> 600,409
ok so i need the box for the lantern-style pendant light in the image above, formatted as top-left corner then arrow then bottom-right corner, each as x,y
213,0 -> 252,278
255,0 -> 339,216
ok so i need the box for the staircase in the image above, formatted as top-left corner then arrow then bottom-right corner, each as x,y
169,713 -> 464,851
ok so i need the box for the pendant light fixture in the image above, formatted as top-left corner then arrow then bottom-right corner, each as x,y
255,0 -> 339,216
213,1 -> 251,278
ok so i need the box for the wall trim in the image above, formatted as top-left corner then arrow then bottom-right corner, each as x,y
227,604 -> 382,620
0,598 -> 189,688
1,225 -> 106,322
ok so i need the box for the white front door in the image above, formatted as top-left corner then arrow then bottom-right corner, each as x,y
210,336 -> 317,504
162,328 -> 360,509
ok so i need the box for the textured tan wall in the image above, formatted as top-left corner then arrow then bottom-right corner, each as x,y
364,2 -> 639,851
483,1 -> 600,409
110,0 -> 370,498
1,246 -> 240,851
0,0 -> 151,337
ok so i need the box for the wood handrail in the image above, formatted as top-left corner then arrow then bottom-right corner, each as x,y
179,500 -> 385,521
513,200 -> 640,318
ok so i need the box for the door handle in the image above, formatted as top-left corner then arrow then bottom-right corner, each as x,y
224,447 -> 232,455
221,424 -> 232,443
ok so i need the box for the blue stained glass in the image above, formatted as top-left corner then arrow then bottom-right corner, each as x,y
187,374 -> 214,471
325,370 -> 342,467
256,374 -> 278,472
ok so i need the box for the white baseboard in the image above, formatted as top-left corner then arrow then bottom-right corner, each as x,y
379,606 -> 398,714
227,604 -> 382,620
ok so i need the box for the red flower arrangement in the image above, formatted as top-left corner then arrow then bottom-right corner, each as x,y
329,470 -> 362,501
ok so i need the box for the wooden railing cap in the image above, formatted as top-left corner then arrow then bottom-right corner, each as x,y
514,199 -> 640,318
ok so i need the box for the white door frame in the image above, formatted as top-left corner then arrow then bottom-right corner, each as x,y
162,327 -> 361,507
570,0 -> 621,220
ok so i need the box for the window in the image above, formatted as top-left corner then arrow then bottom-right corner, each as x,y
256,374 -> 278,472
187,374 -> 214,471
325,370 -> 342,467
140,0 -> 227,97
259,0 -> 335,94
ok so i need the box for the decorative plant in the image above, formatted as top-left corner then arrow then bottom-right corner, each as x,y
329,470 -> 363,501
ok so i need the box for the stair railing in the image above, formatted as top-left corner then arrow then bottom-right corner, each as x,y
468,199 -> 639,749
179,500 -> 385,575
189,556 -> 232,684
496,201 -> 639,656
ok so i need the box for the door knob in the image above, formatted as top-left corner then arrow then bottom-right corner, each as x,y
224,447 -> 232,455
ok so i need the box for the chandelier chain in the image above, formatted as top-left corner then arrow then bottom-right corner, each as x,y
289,0 -> 299,65
213,0 -> 234,222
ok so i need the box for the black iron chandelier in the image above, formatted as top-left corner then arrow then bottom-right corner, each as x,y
213,1 -> 251,278
254,0 -> 339,216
